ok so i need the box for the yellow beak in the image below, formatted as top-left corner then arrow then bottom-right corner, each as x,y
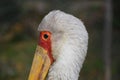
28,46 -> 51,80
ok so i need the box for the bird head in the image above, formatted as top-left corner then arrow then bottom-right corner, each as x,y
28,10 -> 88,80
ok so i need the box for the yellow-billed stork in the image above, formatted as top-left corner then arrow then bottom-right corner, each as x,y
28,10 -> 88,80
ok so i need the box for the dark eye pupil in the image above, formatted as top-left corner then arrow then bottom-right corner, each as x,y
44,34 -> 48,39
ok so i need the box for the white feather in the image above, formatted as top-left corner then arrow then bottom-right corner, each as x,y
38,10 -> 88,80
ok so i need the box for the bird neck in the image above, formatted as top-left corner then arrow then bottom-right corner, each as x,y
47,40 -> 87,80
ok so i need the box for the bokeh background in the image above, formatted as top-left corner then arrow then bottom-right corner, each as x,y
0,0 -> 119,80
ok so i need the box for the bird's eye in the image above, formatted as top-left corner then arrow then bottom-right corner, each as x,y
41,31 -> 51,41
44,34 -> 49,39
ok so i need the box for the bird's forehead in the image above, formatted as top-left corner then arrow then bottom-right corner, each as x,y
38,19 -> 63,34
37,10 -> 71,33
38,25 -> 59,34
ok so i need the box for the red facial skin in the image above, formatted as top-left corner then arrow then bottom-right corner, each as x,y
38,31 -> 54,64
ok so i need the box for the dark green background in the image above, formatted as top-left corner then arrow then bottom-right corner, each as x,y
0,0 -> 119,80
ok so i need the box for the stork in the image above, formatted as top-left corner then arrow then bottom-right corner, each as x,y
28,10 -> 88,80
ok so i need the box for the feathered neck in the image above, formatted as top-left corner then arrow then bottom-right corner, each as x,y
47,41 -> 87,80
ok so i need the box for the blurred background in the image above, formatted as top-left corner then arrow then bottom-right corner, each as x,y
0,0 -> 119,80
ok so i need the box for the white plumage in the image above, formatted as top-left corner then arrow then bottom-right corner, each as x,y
38,10 -> 88,80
